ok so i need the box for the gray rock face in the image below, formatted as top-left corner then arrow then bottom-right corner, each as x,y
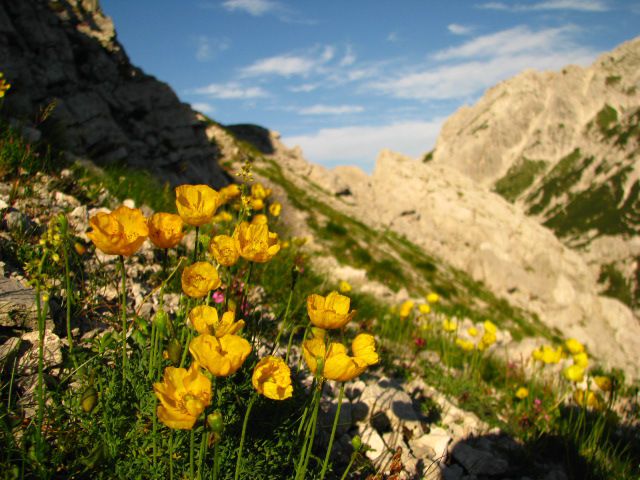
0,277 -> 51,331
0,0 -> 227,187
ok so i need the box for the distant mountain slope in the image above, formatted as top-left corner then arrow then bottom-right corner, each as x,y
430,37 -> 640,312
0,0 -> 227,187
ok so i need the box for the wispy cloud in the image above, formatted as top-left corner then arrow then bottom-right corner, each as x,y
191,102 -> 215,114
299,104 -> 364,115
289,83 -> 319,93
191,82 -> 268,99
194,35 -> 230,62
241,54 -> 317,77
283,119 -> 444,171
368,25 -> 597,101
221,0 -> 278,16
340,45 -> 357,66
478,0 -> 609,12
448,23 -> 473,35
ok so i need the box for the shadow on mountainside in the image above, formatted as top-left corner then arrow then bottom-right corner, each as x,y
226,124 -> 276,155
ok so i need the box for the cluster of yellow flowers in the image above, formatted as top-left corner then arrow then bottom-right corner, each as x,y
454,319 -> 499,352
398,292 -> 439,320
303,291 -> 378,382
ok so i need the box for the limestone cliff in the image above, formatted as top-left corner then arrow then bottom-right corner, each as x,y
430,36 -> 640,313
0,0 -> 227,187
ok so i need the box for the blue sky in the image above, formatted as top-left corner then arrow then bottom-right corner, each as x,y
101,0 -> 639,172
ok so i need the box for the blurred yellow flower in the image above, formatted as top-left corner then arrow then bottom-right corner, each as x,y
574,389 -> 603,410
181,261 -> 221,298
532,345 -> 563,364
209,234 -> 240,266
250,197 -> 265,210
515,387 -> 529,399
307,291 -> 356,330
426,292 -> 439,304
252,356 -> 293,400
399,300 -> 415,319
212,211 -> 234,223
219,184 -> 241,203
251,182 -> 271,200
87,206 -> 148,256
573,352 -> 589,368
233,221 -> 280,263
147,212 -> 184,249
339,280 -> 352,293
418,304 -> 431,315
593,376 -> 612,392
442,318 -> 457,332
455,338 -> 475,352
467,327 -> 478,337
269,202 -> 282,217
189,334 -> 251,377
478,331 -> 497,350
565,338 -> 585,355
303,333 -> 378,382
563,364 -> 585,383
281,240 -> 290,249
251,214 -> 268,225
0,73 -> 10,97
175,184 -> 221,226
153,362 -> 212,429
189,305 -> 245,337
483,320 -> 497,334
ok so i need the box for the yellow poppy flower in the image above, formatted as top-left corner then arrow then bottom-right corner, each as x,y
251,183 -> 271,200
573,352 -> 589,368
418,304 -> 431,315
593,376 -> 612,392
147,212 -> 184,249
442,318 -> 457,332
87,205 -> 149,256
478,331 -> 497,350
250,197 -> 264,210
399,300 -> 415,319
189,306 -> 245,337
233,221 -> 280,263
303,333 -> 378,382
181,261 -> 221,298
467,327 -> 478,337
456,338 -> 475,352
532,345 -> 563,364
338,280 -> 352,294
251,214 -> 268,225
515,387 -> 529,399
189,334 -> 251,377
426,292 -> 439,304
153,362 -> 212,429
212,211 -> 234,224
209,234 -> 240,266
175,184 -> 221,226
219,184 -> 241,204
563,364 -> 585,383
307,291 -> 356,330
483,320 -> 497,334
574,389 -> 603,410
269,202 -> 282,217
252,356 -> 293,400
565,338 -> 585,355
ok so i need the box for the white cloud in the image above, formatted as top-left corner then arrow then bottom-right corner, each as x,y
448,23 -> 473,35
192,82 -> 268,99
241,54 -> 317,77
191,102 -> 214,114
340,45 -> 357,66
433,25 -> 576,60
368,25 -> 597,101
478,0 -> 609,12
222,0 -> 278,16
282,120 -> 444,171
299,104 -> 364,115
387,32 -> 399,42
289,83 -> 319,93
194,36 -> 230,62
321,46 -> 335,62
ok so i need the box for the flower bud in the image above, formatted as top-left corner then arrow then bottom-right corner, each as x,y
207,410 -> 224,433
166,338 -> 182,365
81,387 -> 98,413
153,310 -> 169,337
351,435 -> 362,451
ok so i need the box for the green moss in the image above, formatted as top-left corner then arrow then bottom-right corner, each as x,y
605,75 -> 622,86
423,149 -> 434,163
598,263 -> 634,308
494,157 -> 548,203
596,104 -> 619,137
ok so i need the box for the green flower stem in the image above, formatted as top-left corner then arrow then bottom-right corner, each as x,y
169,431 -> 174,480
272,287 -> 294,354
198,430 -> 208,480
148,320 -> 157,379
339,452 -> 357,480
180,329 -> 193,368
61,238 -> 77,368
193,226 -> 200,263
119,255 -> 128,380
152,396 -> 158,466
295,379 -> 323,480
234,394 -> 257,480
212,441 -> 219,480
35,250 -> 49,453
190,427 -> 196,480
319,383 -> 345,479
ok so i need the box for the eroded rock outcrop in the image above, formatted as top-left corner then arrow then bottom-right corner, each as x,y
0,0 -> 227,187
